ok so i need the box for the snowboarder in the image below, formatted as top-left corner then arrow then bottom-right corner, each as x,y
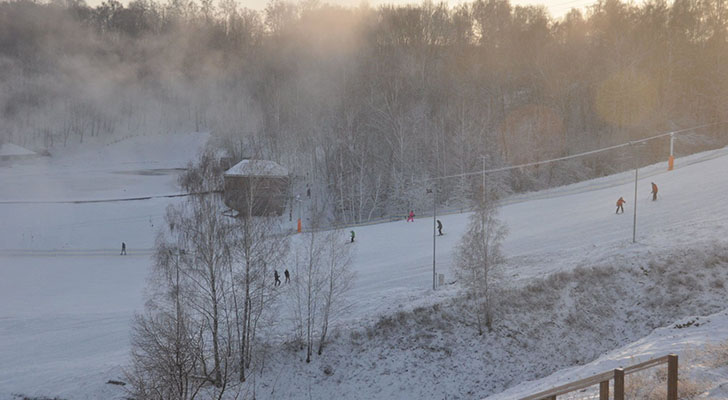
616,197 -> 626,214
284,269 -> 290,284
350,230 -> 355,243
407,210 -> 415,222
651,182 -> 658,201
437,220 -> 443,236
120,242 -> 127,255
274,270 -> 281,286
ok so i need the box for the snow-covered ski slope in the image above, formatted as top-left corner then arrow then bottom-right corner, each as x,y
1,134 -> 728,399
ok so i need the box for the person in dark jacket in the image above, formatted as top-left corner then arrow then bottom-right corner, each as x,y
121,242 -> 127,255
274,270 -> 281,286
437,220 -> 443,236
284,269 -> 290,283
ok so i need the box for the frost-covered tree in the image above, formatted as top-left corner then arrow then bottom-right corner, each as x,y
288,225 -> 354,362
233,211 -> 289,382
454,199 -> 507,335
316,229 -> 354,355
164,197 -> 236,387
127,195 -> 237,397
126,243 -> 204,400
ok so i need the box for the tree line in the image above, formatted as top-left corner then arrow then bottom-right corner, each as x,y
2,0 -> 727,220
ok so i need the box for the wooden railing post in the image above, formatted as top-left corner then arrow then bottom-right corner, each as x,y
599,380 -> 609,400
614,368 -> 625,400
667,354 -> 678,400
519,354 -> 675,400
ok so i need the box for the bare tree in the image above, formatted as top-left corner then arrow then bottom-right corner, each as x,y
454,200 -> 507,335
287,225 -> 355,362
290,228 -> 325,363
233,212 -> 289,382
316,229 -> 354,355
160,196 -> 236,388
126,245 -> 205,400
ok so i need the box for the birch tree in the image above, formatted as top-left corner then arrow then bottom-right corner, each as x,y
126,242 -> 205,399
454,200 -> 507,335
317,229 -> 354,355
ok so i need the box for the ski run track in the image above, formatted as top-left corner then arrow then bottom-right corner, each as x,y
1,132 -> 728,399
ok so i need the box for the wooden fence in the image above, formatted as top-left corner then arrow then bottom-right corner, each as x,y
520,354 -> 678,400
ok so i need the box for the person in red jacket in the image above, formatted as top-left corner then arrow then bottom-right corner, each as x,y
616,197 -> 626,214
651,182 -> 658,201
407,210 -> 415,222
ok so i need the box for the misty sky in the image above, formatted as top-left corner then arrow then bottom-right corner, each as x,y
84,0 -> 599,19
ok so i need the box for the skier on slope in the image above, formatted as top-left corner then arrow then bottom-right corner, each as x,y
407,210 -> 415,222
616,197 -> 626,214
437,219 -> 443,236
651,182 -> 658,201
350,230 -> 355,243
284,269 -> 290,284
120,242 -> 127,255
274,270 -> 281,287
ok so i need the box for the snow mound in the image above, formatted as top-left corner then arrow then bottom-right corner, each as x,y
0,143 -> 36,157
225,159 -> 289,177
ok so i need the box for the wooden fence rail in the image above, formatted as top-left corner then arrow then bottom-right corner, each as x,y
519,354 -> 678,400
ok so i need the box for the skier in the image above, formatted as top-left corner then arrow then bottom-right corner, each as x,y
120,242 -> 127,255
616,197 -> 626,214
407,210 -> 415,222
350,230 -> 355,243
274,270 -> 281,287
651,182 -> 658,201
306,185 -> 311,198
284,269 -> 290,284
437,220 -> 443,236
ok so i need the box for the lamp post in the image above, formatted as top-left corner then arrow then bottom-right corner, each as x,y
631,142 -> 645,244
633,157 -> 639,244
429,185 -> 437,290
480,155 -> 487,206
668,132 -> 675,171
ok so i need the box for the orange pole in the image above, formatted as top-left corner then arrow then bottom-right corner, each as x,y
668,133 -> 675,171
297,218 -> 302,233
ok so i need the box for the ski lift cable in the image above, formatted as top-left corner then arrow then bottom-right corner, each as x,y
418,121 -> 726,184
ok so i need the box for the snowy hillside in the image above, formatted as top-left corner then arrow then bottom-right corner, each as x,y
486,307 -> 728,400
1,136 -> 728,399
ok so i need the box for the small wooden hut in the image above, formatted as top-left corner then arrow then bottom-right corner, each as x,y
223,160 -> 289,216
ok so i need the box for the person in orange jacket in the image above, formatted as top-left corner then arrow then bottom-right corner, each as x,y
651,182 -> 658,201
616,197 -> 626,214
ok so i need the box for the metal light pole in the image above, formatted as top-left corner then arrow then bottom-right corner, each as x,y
633,164 -> 638,243
481,155 -> 487,204
432,183 -> 437,290
632,143 -> 640,244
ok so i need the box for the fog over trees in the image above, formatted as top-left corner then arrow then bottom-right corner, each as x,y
2,0 -> 728,220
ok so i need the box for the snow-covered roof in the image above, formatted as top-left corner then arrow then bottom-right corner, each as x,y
225,159 -> 288,177
0,143 -> 36,157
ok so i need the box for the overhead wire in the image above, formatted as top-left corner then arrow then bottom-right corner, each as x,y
418,121 -> 726,183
